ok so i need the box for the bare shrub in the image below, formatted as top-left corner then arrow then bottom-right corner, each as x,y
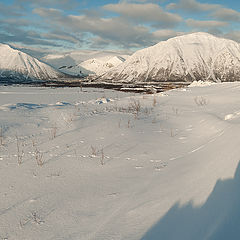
34,148 -> 44,166
31,211 -> 44,225
49,125 -> 57,140
90,145 -> 97,156
0,126 -> 3,146
90,146 -> 105,165
152,117 -> 157,124
172,107 -> 179,115
194,96 -> 208,106
118,119 -> 121,128
16,135 -> 24,165
129,99 -> 141,117
143,107 -> 152,115
1,234 -> 9,240
106,98 -> 153,119
100,148 -> 104,165
153,97 -> 157,107
19,211 -> 44,229
32,138 -> 37,147
130,99 -> 141,112
65,113 -> 75,124
127,119 -> 131,128
170,129 -> 178,137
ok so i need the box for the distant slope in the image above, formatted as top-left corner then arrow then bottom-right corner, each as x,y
100,32 -> 240,83
0,43 -> 66,82
42,50 -> 129,76
56,64 -> 92,77
78,55 -> 127,76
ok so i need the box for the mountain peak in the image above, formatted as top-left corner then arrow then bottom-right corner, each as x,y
100,32 -> 240,82
0,43 -> 15,51
0,43 -> 65,82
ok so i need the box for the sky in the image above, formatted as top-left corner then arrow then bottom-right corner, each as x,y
0,0 -> 240,55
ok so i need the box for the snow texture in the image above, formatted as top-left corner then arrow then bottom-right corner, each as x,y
1,82 -> 240,239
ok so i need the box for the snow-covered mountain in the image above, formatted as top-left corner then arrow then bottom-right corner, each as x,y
56,64 -> 91,77
42,50 -> 129,76
77,55 -> 127,76
100,32 -> 240,82
0,43 -> 65,81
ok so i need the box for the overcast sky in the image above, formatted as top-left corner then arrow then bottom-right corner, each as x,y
0,0 -> 240,54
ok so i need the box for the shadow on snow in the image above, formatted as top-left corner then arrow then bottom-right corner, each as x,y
142,161 -> 240,240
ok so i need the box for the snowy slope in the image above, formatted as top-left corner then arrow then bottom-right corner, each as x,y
42,50 -> 129,76
78,55 -> 126,75
1,83 -> 240,239
0,43 -> 65,81
57,64 -> 92,77
101,32 -> 240,82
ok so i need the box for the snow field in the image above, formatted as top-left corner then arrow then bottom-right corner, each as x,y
0,83 -> 240,239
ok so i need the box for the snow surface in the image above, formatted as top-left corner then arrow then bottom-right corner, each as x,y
101,32 -> 240,82
0,44 -> 64,81
188,80 -> 216,87
1,83 -> 240,239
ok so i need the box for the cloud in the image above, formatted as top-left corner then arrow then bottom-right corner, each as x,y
31,5 -> 183,49
9,43 -> 57,58
211,8 -> 240,22
166,0 -> 240,23
41,31 -> 81,44
0,2 -> 24,16
0,32 -> 61,47
16,0 -> 78,10
186,19 -> 228,28
0,18 -> 29,26
0,20 -> 62,48
33,7 -> 63,18
70,15 -> 153,47
103,3 -> 182,28
120,0 -> 164,3
223,31 -> 240,43
166,0 -> 220,13
33,7 -> 157,48
152,29 -> 185,41
1,0 -> 240,52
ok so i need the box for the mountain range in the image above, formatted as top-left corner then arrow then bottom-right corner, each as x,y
42,51 -> 129,76
2,32 -> 240,83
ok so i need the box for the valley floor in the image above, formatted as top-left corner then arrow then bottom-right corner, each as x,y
0,82 -> 240,239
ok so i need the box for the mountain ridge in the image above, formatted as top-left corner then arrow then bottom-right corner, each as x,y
0,43 -> 66,82
41,50 -> 129,76
99,32 -> 240,83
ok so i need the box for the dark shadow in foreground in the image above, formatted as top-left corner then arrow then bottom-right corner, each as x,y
142,161 -> 240,240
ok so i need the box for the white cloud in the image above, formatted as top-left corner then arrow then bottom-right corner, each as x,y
3,0 -> 240,51
186,19 -> 228,28
166,0 -> 220,12
103,3 -> 182,28
33,8 -> 62,18
211,8 -> 240,22
33,8 -> 155,48
223,31 -> 240,42
152,29 -> 185,41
